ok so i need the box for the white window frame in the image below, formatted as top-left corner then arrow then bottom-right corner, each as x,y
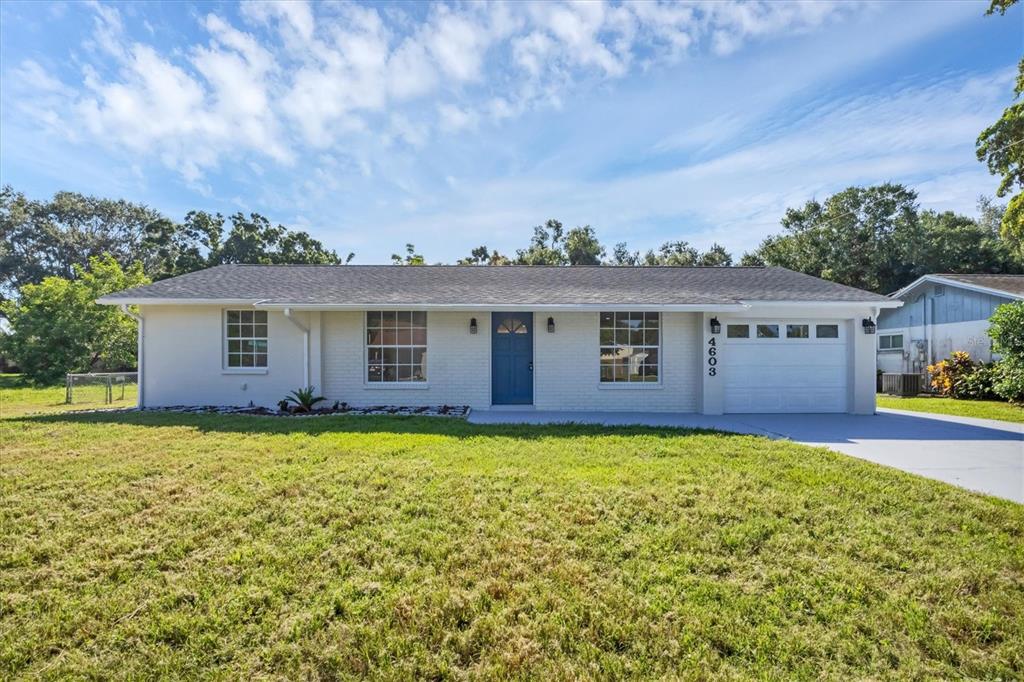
785,323 -> 811,339
222,309 -> 269,374
363,311 -> 430,388
722,320 -> 846,344
726,324 -> 750,339
878,333 -> 904,351
598,311 -> 663,387
814,323 -> 840,339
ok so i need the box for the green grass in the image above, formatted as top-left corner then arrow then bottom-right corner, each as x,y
0,373 -> 137,419
1,380 -> 1022,679
878,394 -> 1024,424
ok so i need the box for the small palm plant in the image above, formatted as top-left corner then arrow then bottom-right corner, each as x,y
283,386 -> 326,413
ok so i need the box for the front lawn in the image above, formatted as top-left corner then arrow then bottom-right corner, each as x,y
878,394 -> 1024,424
2,387 -> 1022,678
0,373 -> 137,419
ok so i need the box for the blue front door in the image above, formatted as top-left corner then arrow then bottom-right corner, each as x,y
492,312 -> 533,405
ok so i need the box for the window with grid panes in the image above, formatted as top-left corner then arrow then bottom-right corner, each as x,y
225,310 -> 268,368
366,311 -> 427,382
599,312 -> 660,383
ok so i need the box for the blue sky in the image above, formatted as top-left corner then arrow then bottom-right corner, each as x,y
1,1 -> 1021,263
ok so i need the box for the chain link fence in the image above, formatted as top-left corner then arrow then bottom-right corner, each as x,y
65,372 -> 138,406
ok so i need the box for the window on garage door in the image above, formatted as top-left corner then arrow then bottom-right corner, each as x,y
726,321 -> 844,341
722,320 -> 848,413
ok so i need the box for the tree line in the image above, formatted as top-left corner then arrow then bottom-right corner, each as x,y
3,181 -> 1020,384
1,0 -> 1020,383
394,185 -> 1021,296
0,185 -> 351,304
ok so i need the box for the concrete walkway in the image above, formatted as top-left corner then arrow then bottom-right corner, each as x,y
468,408 -> 1024,503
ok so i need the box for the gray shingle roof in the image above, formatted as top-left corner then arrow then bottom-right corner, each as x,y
932,274 -> 1024,298
99,264 -> 890,306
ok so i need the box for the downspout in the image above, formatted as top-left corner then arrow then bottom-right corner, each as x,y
120,304 -> 144,409
927,296 -> 934,365
283,308 -> 310,389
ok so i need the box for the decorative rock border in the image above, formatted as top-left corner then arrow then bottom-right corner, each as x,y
58,404 -> 471,418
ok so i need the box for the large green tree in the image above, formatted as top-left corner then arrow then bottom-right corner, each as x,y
563,226 -> 605,265
457,246 -> 512,265
0,186 -> 161,300
391,243 -> 425,265
696,243 -> 733,267
754,184 -> 921,293
978,0 -> 1023,248
914,207 -> 1019,275
516,220 -> 569,265
609,240 -> 734,266
0,255 -> 149,384
751,184 -> 1021,293
149,211 -> 349,278
1,187 -> 351,294
511,220 -> 607,265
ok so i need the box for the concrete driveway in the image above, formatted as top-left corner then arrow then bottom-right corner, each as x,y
468,408 -> 1024,503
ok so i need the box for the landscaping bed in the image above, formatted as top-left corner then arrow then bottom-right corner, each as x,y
67,403 -> 471,418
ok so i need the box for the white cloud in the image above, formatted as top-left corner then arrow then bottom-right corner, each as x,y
339,65 -> 1010,261
11,59 -> 72,95
704,1 -> 850,56
241,0 -> 314,43
83,0 -> 127,59
425,6 -> 491,82
26,0 -> 862,182
437,103 -> 478,132
389,113 -> 429,147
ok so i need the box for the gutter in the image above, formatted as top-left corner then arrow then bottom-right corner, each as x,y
97,299 -> 902,311
120,304 -> 145,409
283,308 -> 310,389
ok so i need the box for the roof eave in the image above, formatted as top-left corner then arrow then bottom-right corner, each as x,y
889,275 -> 1024,301
739,299 -> 902,309
96,297 -> 267,306
97,298 -> 899,310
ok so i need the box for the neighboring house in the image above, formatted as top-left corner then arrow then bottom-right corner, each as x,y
98,265 -> 899,415
877,274 -> 1024,374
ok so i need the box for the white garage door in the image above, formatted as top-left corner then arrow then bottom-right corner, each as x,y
722,320 -> 848,413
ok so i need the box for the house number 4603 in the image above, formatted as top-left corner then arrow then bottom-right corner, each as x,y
707,337 -> 718,376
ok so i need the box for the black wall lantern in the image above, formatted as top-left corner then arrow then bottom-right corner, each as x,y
547,316 -> 555,333
862,318 -> 876,334
709,317 -> 721,334
469,317 -> 478,334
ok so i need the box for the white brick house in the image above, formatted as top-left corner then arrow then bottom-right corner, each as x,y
99,265 -> 900,415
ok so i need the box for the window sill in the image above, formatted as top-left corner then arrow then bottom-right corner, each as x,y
597,382 -> 664,390
222,368 -> 269,375
877,349 -> 904,354
363,383 -> 430,389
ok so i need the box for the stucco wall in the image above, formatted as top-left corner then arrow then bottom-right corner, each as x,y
139,305 -> 876,414
699,306 -> 878,415
140,305 -> 308,407
533,312 -> 700,412
321,311 -> 491,409
321,310 -> 699,411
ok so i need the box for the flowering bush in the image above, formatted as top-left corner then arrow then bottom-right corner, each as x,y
927,352 -> 999,400
928,351 -> 975,397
